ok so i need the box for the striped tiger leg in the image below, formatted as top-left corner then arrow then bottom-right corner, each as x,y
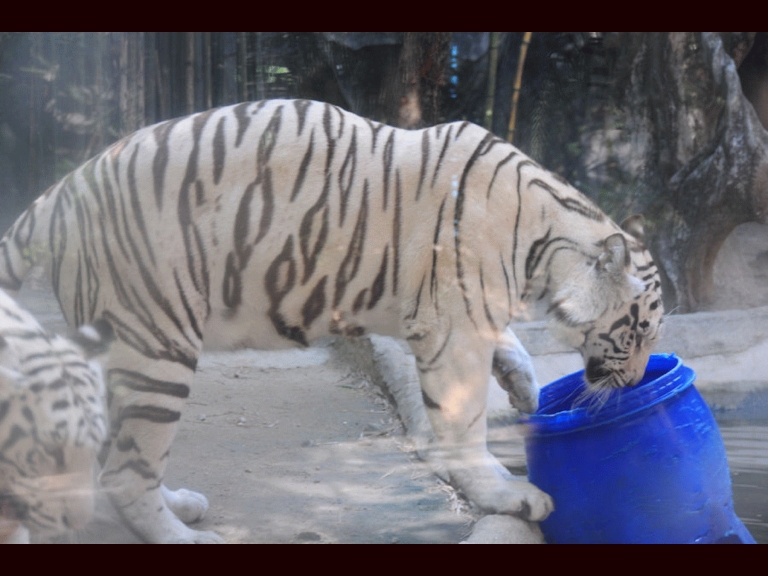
492,327 -> 540,414
412,326 -> 554,522
99,341 -> 224,544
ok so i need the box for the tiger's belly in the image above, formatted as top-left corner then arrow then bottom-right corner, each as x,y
202,258 -> 404,352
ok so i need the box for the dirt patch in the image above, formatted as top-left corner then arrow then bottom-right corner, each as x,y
164,349 -> 474,544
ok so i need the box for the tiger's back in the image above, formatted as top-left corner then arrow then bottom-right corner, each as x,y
8,101 -> 540,352
16,101 -> 478,353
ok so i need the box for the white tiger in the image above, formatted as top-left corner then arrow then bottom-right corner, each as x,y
0,99 -> 664,543
0,288 -> 111,543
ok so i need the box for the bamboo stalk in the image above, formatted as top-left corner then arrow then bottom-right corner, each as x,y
507,32 -> 533,143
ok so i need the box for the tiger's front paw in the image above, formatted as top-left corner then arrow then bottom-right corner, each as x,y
491,479 -> 554,522
461,476 -> 554,521
450,458 -> 554,522
161,485 -> 209,524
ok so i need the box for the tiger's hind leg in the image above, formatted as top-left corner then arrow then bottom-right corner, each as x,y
100,341 -> 224,543
410,324 -> 553,521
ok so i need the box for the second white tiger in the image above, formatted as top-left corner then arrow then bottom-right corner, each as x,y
0,288 -> 111,543
0,99 -> 664,543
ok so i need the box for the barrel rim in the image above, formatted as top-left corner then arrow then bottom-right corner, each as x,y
523,354 -> 696,436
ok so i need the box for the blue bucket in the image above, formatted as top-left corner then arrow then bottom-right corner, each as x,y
523,354 -> 755,544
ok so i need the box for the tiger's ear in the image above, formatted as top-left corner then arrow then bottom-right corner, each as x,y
71,319 -> 114,358
549,233 -> 640,327
597,233 -> 643,298
597,233 -> 630,278
620,214 -> 646,243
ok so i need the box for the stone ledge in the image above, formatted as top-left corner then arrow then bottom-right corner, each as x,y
513,305 -> 768,360
513,306 -> 768,391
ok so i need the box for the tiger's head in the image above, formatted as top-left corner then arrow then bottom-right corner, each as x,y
547,216 -> 664,390
0,318 -> 111,539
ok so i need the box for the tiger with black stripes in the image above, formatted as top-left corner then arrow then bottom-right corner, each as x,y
0,99 -> 663,543
0,288 -> 111,543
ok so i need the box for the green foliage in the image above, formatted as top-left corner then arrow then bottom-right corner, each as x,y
565,140 -> 581,158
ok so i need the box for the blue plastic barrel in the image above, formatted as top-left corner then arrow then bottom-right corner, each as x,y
524,354 -> 755,544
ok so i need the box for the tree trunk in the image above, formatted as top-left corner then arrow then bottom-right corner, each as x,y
255,32 -> 264,101
203,32 -> 212,110
89,32 -> 107,159
237,32 -> 248,103
119,33 -> 130,134
145,32 -> 157,126
392,32 -> 450,128
186,32 -> 195,114
156,34 -> 170,121
214,33 -> 238,106
119,32 -> 144,135
137,33 -> 145,127
28,35 -> 39,195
